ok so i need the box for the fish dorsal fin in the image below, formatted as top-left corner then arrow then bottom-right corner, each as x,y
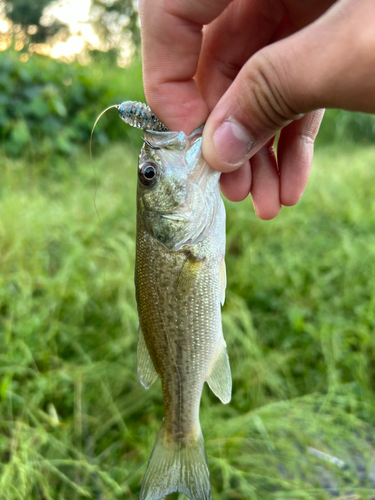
137,326 -> 158,389
206,340 -> 232,404
220,257 -> 226,306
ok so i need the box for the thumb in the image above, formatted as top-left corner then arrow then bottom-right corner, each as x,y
202,0 -> 375,172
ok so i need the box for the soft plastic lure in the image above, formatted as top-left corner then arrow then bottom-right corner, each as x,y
90,101 -> 169,160
117,101 -> 169,132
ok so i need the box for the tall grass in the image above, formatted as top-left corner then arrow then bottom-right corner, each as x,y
1,142 -> 375,499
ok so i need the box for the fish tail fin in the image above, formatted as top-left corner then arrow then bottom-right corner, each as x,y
140,423 -> 211,500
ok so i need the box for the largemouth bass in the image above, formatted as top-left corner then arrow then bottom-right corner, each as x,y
117,102 -> 232,500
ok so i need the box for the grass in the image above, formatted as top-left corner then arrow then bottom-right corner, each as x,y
1,141 -> 375,499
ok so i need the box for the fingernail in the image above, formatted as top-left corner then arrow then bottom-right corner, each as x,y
213,119 -> 254,166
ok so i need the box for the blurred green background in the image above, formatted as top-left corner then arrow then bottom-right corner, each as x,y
1,2 -> 375,499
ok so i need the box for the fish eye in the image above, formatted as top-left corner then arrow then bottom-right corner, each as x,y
139,162 -> 158,186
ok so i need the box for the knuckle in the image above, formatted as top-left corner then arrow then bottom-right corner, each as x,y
241,49 -> 302,131
296,131 -> 315,147
164,0 -> 229,25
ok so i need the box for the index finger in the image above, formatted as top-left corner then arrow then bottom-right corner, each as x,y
139,0 -> 234,133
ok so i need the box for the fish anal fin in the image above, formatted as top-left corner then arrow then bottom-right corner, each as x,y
177,255 -> 205,297
206,340 -> 232,404
220,257 -> 226,306
137,326 -> 158,389
140,423 -> 211,500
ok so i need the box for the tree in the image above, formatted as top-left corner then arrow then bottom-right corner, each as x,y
3,0 -> 66,43
2,0 -> 140,60
88,0 -> 140,64
89,0 -> 140,53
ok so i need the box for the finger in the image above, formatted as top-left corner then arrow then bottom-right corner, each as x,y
250,140 -> 281,220
196,0 -> 284,110
197,0 -> 336,112
139,0 -> 234,132
202,0 -> 375,173
220,161 -> 251,202
278,110 -> 325,206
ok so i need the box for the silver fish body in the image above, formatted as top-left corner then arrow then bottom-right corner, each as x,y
135,127 -> 231,500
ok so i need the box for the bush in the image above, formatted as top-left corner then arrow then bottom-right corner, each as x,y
0,49 -> 144,158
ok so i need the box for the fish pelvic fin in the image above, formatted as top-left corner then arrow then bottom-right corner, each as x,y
137,326 -> 158,389
206,339 -> 232,404
140,423 -> 211,500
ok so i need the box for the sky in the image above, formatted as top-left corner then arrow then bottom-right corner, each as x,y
44,0 -> 100,58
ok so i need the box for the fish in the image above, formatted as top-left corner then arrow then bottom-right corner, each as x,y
115,102 -> 232,500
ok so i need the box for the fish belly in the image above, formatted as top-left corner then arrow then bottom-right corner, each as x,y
136,223 -> 222,440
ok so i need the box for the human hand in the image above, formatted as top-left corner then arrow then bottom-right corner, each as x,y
139,0 -> 375,219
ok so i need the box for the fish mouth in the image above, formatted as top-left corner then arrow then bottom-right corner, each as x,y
143,126 -> 204,151
142,126 -> 215,189
141,137 -> 160,150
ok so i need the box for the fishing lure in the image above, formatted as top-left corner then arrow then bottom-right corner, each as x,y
90,100 -> 169,168
90,101 -> 169,154
117,101 -> 169,132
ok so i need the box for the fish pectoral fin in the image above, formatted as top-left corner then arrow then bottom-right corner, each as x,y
206,339 -> 232,404
137,326 -> 158,389
177,255 -> 205,297
220,257 -> 226,306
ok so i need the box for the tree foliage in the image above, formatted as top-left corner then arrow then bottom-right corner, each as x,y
2,0 -> 140,55
89,0 -> 140,51
3,0 -> 66,42
5,0 -> 50,25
